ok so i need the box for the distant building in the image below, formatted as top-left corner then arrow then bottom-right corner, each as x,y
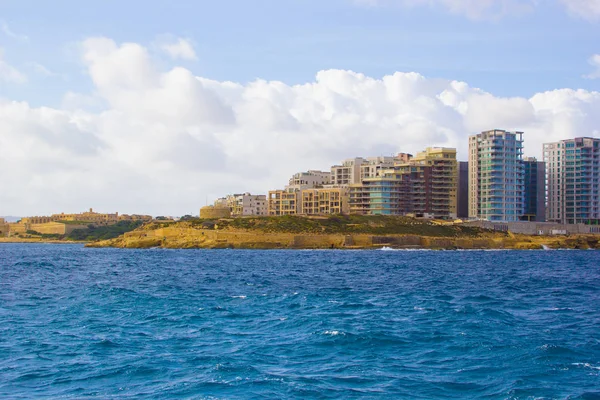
268,189 -> 300,216
51,208 -> 119,224
457,161 -> 469,219
287,170 -> 331,190
301,187 -> 349,215
200,205 -> 231,219
331,158 -> 366,186
544,137 -> 600,224
349,147 -> 458,219
215,193 -> 268,217
469,130 -> 524,221
521,157 -> 546,222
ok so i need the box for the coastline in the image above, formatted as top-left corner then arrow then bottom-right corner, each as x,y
84,225 -> 600,251
0,238 -> 87,244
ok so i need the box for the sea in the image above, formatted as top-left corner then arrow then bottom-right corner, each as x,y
0,244 -> 599,399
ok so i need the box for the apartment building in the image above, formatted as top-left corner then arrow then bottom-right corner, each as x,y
215,193 -> 268,217
469,130 -> 524,221
287,170 -> 331,190
349,147 -> 458,218
301,188 -> 349,215
331,158 -> 366,185
544,137 -> 600,224
268,189 -> 300,216
522,157 -> 546,222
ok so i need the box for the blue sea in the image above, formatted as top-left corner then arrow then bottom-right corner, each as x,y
1,244 -> 599,399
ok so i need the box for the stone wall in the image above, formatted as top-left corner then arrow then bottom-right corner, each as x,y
463,221 -> 600,235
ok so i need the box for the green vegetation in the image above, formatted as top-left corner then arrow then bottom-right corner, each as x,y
66,220 -> 143,241
26,230 -> 62,240
178,215 -> 491,237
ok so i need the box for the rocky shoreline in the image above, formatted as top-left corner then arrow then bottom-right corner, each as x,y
85,224 -> 600,250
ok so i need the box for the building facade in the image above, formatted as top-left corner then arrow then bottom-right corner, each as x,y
544,137 -> 600,224
457,161 -> 469,219
301,188 -> 349,215
469,130 -> 524,221
288,170 -> 331,190
215,193 -> 268,217
348,148 -> 458,218
268,190 -> 300,216
522,157 -> 546,222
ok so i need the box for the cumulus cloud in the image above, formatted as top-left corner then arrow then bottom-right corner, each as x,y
0,49 -> 27,83
1,36 -> 599,216
156,36 -> 197,60
584,54 -> 600,79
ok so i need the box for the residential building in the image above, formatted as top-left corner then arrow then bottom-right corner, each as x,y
469,130 -> 524,221
349,147 -> 458,219
409,147 -> 458,219
457,161 -> 469,219
215,193 -> 268,217
521,157 -> 546,222
287,170 -> 330,190
268,189 -> 300,216
331,158 -> 366,185
544,137 -> 600,224
301,188 -> 349,215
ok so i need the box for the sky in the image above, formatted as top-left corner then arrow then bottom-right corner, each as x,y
0,0 -> 599,216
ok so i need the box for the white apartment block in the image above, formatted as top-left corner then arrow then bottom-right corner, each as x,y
287,170 -> 331,190
468,129 -> 524,221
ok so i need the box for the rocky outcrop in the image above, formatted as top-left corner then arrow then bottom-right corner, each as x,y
85,224 -> 600,250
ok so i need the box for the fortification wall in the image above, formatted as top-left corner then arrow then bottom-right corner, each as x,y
464,221 -> 600,235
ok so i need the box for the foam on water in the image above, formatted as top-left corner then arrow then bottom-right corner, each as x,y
1,244 -> 599,399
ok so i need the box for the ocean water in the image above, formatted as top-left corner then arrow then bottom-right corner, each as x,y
1,245 -> 599,399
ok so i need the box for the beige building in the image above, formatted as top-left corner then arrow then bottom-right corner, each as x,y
331,158 -> 366,185
215,193 -> 268,217
410,147 -> 458,218
268,189 -> 300,216
348,148 -> 458,218
51,208 -> 119,224
301,188 -> 349,215
118,214 -> 153,222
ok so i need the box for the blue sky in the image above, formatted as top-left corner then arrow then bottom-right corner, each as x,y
1,0 -> 599,107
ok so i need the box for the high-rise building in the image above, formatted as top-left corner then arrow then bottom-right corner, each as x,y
522,157 -> 546,222
468,130 -> 524,221
457,161 -> 469,219
544,137 -> 600,224
348,147 -> 458,218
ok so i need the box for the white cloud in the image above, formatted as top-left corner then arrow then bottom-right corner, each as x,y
156,36 -> 197,60
1,21 -> 28,41
584,54 -> 600,79
1,36 -> 600,216
559,0 -> 600,20
0,49 -> 27,83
